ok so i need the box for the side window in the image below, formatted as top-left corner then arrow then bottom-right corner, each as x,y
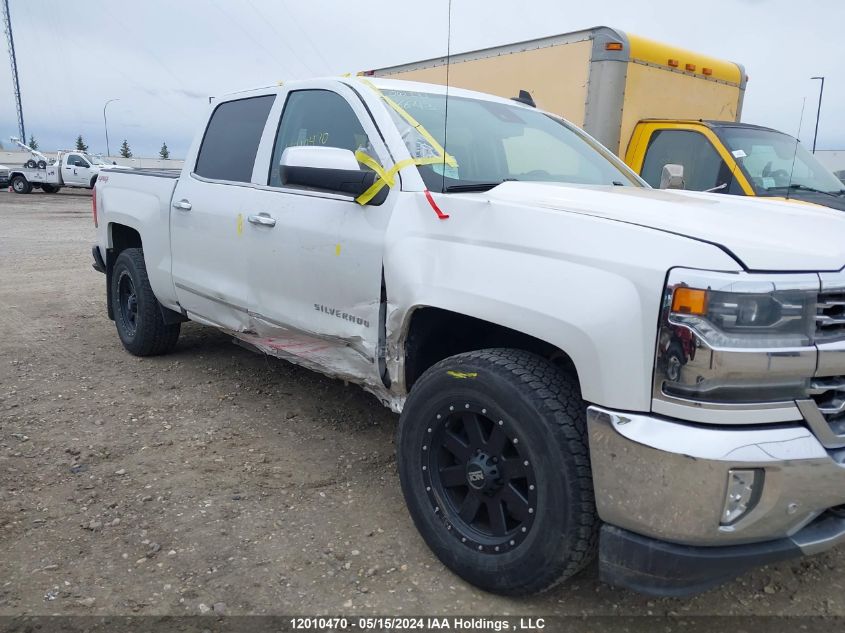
268,90 -> 372,187
195,94 -> 275,183
641,129 -> 734,193
67,155 -> 79,167
78,157 -> 90,168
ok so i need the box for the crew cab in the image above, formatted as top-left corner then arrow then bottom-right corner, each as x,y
92,77 -> 845,597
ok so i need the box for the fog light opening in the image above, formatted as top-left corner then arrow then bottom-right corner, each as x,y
721,468 -> 763,526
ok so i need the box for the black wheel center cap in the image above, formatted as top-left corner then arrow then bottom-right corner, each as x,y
466,452 -> 501,493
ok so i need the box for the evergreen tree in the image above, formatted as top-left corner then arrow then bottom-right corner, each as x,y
119,139 -> 132,158
159,142 -> 170,160
75,135 -> 89,152
28,135 -> 38,150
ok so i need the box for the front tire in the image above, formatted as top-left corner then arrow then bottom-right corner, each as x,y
110,248 -> 180,356
397,349 -> 598,595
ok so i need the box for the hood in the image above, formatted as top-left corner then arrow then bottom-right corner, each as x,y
759,191 -> 845,213
486,182 -> 845,272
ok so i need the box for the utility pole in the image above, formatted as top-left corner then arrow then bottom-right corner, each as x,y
103,98 -> 119,157
2,0 -> 26,143
811,76 -> 825,154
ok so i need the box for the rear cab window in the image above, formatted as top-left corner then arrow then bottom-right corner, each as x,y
195,95 -> 276,183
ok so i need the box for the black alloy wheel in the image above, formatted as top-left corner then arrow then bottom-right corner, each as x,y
425,402 -> 537,554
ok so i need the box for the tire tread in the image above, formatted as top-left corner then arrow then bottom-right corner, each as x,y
111,248 -> 180,356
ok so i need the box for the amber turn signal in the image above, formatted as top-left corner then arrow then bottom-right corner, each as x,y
672,288 -> 708,315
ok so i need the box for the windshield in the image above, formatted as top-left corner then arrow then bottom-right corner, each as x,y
380,89 -> 643,192
716,127 -> 845,195
83,153 -> 107,165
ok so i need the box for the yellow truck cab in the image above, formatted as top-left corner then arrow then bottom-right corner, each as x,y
371,26 -> 845,210
626,119 -> 845,210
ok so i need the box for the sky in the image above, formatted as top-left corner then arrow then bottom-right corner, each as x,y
1,0 -> 842,159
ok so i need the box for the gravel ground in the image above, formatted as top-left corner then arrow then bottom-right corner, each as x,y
0,189 -> 843,619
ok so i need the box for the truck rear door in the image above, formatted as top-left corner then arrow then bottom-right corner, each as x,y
625,122 -> 753,195
169,94 -> 276,331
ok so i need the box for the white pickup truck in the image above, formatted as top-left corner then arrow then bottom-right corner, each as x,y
92,76 -> 845,597
9,150 -> 116,194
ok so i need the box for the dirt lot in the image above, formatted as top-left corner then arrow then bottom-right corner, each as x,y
1,189 -> 843,619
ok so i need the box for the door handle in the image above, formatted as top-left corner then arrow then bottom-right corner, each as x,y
172,199 -> 192,211
247,213 -> 276,227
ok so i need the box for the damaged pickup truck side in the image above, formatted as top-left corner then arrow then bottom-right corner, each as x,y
92,77 -> 845,597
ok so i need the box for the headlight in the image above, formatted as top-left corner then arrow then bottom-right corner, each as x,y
655,269 -> 819,405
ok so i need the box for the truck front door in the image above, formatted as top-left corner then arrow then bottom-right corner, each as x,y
625,124 -> 754,195
63,153 -> 93,187
242,85 -> 395,382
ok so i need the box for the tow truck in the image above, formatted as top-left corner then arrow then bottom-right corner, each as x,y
6,137 -> 122,194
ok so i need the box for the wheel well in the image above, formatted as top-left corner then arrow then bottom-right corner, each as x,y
110,224 -> 142,254
403,307 -> 579,391
89,174 -> 98,188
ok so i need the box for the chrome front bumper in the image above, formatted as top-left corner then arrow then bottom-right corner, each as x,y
587,405 -> 845,548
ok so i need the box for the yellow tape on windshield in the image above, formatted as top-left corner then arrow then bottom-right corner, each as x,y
353,77 -> 459,205
357,78 -> 457,168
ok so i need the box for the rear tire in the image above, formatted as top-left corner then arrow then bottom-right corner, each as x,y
41,184 -> 58,194
397,348 -> 598,595
110,248 -> 180,356
11,175 -> 31,194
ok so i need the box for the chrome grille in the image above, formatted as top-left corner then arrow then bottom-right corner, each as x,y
816,291 -> 845,342
810,376 -> 845,420
804,376 -> 845,450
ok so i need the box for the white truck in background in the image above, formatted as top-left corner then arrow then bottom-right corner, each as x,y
92,76 -> 845,597
7,137 -> 121,194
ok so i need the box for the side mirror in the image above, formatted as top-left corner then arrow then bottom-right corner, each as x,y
659,164 -> 685,190
280,146 -> 384,203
